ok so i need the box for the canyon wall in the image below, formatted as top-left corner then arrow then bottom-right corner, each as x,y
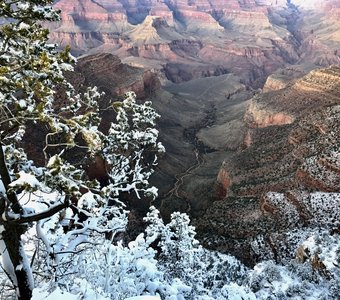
49,0 -> 340,86
195,66 -> 340,264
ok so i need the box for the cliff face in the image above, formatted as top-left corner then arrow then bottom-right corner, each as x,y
45,1 -> 330,86
262,74 -> 291,92
48,0 -> 340,85
195,66 -> 340,264
244,101 -> 295,128
71,53 -> 160,99
245,67 -> 340,128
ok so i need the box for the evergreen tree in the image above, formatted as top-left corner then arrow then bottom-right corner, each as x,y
0,1 -> 163,299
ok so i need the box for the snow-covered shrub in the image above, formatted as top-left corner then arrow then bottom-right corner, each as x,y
249,229 -> 340,299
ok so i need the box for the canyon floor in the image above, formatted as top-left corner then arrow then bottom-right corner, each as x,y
151,74 -> 253,219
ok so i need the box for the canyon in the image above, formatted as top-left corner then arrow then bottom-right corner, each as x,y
46,0 -> 340,264
58,56 -> 340,264
49,0 -> 339,87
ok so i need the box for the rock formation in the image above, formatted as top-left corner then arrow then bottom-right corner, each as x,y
48,1 -> 340,87
47,0 -> 337,86
70,53 -> 159,99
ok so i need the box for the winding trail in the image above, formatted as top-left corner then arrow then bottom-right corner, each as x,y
163,149 -> 205,213
162,103 -> 215,214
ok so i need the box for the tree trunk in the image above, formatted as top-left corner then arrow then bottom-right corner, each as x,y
0,142 -> 33,299
2,223 -> 33,300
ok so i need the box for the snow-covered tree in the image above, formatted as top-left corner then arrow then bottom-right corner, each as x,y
52,206 -> 252,300
0,1 -> 163,299
144,207 -> 251,299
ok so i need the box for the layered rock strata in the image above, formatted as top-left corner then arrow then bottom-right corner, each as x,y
71,53 -> 159,99
48,1 -> 340,86
49,0 -> 321,86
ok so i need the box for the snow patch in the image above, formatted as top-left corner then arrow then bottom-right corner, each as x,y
9,171 -> 41,190
125,296 -> 161,300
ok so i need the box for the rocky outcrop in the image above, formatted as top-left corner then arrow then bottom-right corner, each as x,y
216,167 -> 232,199
244,101 -> 295,127
72,53 -> 160,99
263,74 -> 291,92
245,66 -> 340,128
195,66 -> 340,264
52,0 -> 131,30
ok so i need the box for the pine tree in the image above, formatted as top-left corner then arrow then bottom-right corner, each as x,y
0,1 -> 163,299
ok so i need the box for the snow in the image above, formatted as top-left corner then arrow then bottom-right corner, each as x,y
60,63 -> 74,72
19,244 -> 34,290
32,285 -> 111,300
0,239 -> 17,286
125,296 -> 161,300
219,283 -> 256,300
78,191 -> 100,210
17,3 -> 30,10
9,171 -> 41,190
18,99 -> 27,108
0,176 -> 5,195
32,287 -> 81,300
15,190 -> 65,218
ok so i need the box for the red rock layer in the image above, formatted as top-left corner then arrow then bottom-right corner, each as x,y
49,0 -> 314,85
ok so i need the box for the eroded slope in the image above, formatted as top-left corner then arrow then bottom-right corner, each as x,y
195,66 -> 340,264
